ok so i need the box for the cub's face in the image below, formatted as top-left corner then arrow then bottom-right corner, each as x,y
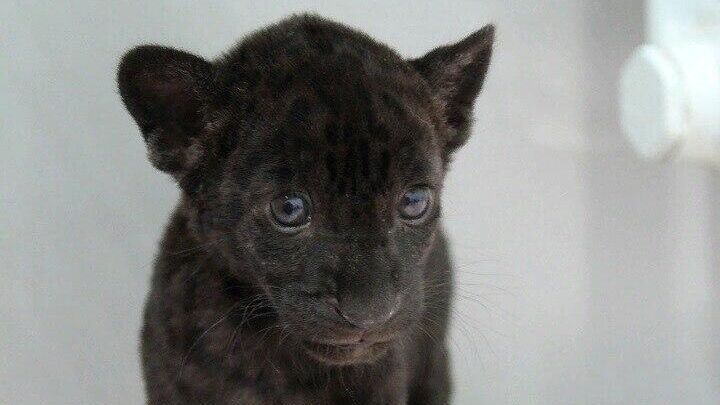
118,15 -> 493,365
217,67 -> 445,365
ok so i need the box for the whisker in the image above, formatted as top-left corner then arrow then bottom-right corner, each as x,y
175,302 -> 242,381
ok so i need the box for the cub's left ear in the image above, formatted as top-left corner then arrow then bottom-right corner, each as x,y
410,24 -> 495,153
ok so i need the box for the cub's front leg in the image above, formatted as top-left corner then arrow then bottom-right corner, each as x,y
407,344 -> 451,405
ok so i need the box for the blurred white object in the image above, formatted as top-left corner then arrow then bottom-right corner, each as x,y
619,0 -> 720,165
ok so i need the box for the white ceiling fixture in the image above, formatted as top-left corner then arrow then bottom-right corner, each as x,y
619,0 -> 720,166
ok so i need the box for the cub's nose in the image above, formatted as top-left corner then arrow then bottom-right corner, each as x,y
325,295 -> 402,331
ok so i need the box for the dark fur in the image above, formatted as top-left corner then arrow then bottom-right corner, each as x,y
117,14 -> 493,405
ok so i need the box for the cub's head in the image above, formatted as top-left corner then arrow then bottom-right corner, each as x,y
118,15 -> 493,365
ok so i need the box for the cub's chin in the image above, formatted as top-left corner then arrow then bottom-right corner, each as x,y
301,339 -> 396,366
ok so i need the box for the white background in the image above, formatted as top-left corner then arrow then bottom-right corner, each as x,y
2,1 -> 718,404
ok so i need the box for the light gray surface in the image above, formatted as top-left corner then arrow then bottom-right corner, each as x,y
2,1 -> 718,404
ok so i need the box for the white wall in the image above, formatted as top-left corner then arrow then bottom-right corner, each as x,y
1,1 -> 718,404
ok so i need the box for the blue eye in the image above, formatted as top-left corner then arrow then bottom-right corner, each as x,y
270,195 -> 310,228
398,186 -> 432,221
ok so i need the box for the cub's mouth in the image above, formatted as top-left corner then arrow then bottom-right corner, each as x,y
302,338 -> 395,366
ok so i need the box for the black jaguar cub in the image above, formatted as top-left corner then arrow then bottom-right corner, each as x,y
118,14 -> 493,405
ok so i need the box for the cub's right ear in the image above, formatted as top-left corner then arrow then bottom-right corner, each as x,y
117,45 -> 213,176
